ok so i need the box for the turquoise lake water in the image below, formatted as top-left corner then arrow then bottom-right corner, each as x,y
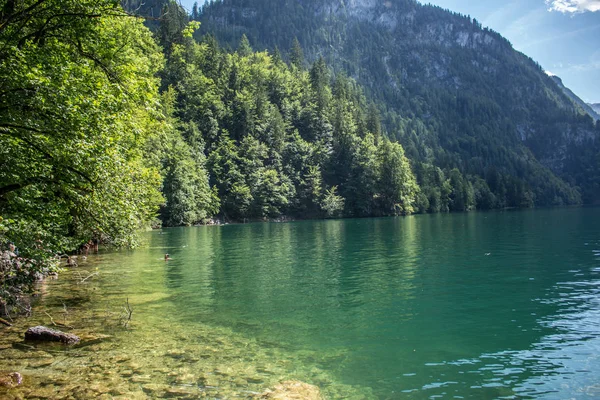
1,207 -> 600,399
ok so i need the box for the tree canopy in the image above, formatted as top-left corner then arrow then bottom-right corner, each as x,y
0,0 -> 166,305
197,0 -> 599,207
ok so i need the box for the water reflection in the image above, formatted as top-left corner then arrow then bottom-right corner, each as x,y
153,208 -> 600,398
2,208 -> 598,400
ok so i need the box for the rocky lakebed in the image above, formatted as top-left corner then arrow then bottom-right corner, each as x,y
0,257 -> 375,399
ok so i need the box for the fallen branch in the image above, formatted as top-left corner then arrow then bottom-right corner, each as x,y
120,298 -> 133,328
44,311 -> 74,329
78,272 -> 98,284
0,317 -> 12,327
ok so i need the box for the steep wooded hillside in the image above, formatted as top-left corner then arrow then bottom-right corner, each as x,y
196,0 -> 600,204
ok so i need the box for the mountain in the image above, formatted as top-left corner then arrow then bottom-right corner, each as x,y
196,0 -> 600,205
547,73 -> 600,121
590,103 -> 600,116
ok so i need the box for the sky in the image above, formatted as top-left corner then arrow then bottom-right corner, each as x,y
180,0 -> 600,103
422,0 -> 600,103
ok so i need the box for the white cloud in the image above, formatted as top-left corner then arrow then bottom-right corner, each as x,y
546,0 -> 600,13
553,52 -> 600,73
553,61 -> 600,72
571,61 -> 600,71
516,23 -> 600,50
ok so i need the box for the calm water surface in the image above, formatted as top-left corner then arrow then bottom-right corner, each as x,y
2,207 -> 600,399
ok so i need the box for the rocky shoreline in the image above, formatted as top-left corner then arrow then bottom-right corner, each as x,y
0,321 -> 349,399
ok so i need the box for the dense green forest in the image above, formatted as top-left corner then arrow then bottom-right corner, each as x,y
0,0 -> 414,306
196,0 -> 600,205
1,0 -> 599,307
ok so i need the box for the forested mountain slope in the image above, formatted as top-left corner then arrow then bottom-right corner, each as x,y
549,74 -> 600,122
197,0 -> 600,205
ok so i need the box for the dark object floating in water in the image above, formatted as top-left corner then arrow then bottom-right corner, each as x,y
0,372 -> 23,388
24,326 -> 80,345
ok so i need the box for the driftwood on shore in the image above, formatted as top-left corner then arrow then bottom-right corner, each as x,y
24,326 -> 80,345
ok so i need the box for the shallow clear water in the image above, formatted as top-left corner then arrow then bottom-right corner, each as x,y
2,207 -> 600,399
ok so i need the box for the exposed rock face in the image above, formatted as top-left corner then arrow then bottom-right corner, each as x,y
25,326 -> 80,345
257,380 -> 322,400
0,372 -> 23,388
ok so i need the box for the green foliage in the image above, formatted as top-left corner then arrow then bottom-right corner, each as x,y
156,0 -> 190,53
161,132 -> 219,226
151,88 -> 219,227
377,139 -> 419,215
447,169 -> 475,212
290,37 -> 305,69
197,0 -> 597,207
237,34 -> 253,57
158,32 -> 420,221
4,0 -> 598,310
472,178 -> 497,210
321,187 -> 345,218
0,0 -> 165,305
1,216 -> 61,307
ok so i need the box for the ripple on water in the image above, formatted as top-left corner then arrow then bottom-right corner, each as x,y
3,209 -> 600,399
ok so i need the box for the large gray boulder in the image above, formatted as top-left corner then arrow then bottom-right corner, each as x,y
25,326 -> 80,345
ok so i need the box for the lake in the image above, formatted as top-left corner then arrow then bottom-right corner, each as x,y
1,207 -> 600,399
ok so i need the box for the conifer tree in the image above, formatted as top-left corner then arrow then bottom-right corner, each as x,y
237,34 -> 253,57
290,37 -> 304,68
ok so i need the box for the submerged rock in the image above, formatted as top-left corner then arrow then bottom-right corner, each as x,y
172,372 -> 196,385
257,380 -> 322,400
164,386 -> 200,398
141,383 -> 168,396
24,326 -> 80,345
27,358 -> 54,368
131,374 -> 153,384
0,372 -> 23,388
